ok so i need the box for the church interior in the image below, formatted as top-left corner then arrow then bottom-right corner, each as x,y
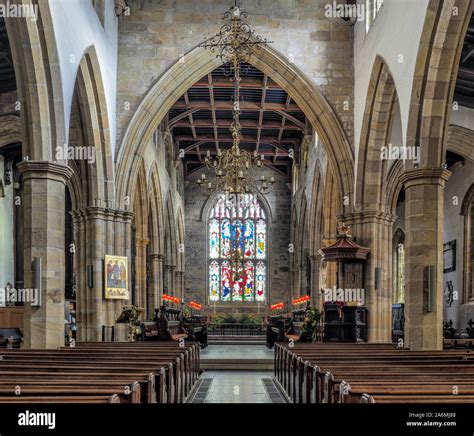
0,0 -> 474,424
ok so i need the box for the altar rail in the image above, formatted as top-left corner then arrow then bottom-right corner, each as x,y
208,323 -> 265,337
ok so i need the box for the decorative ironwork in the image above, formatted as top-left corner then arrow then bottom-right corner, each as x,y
197,1 -> 275,196
200,1 -> 272,72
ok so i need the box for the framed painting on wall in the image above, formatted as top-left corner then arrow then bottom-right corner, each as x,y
443,240 -> 456,274
104,255 -> 129,300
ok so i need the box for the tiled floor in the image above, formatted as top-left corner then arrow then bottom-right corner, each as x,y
200,371 -> 274,403
190,344 -> 285,403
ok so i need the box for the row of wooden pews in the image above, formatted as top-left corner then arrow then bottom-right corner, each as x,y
275,342 -> 474,404
0,341 -> 200,404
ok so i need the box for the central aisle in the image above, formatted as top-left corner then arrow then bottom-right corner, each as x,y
189,344 -> 287,403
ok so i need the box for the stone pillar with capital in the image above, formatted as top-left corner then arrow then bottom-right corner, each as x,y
341,211 -> 397,343
402,168 -> 450,350
18,161 -> 73,349
71,206 -> 133,341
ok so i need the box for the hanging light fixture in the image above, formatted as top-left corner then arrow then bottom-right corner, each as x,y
197,1 -> 275,196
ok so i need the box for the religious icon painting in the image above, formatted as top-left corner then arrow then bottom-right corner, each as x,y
104,255 -> 129,300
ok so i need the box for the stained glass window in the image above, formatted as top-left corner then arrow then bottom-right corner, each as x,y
208,193 -> 267,302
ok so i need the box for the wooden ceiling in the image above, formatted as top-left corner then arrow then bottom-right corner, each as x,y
0,17 -> 16,94
168,63 -> 306,180
454,13 -> 474,109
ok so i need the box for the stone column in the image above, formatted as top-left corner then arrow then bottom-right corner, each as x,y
135,237 -> 149,313
343,211 -> 396,343
72,206 -> 133,341
71,210 -> 87,342
177,270 -> 185,301
309,254 -> 322,309
157,254 -> 164,304
164,264 -> 176,296
148,253 -> 164,316
402,168 -> 450,350
18,161 -> 73,349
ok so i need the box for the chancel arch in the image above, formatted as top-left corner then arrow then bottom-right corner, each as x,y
115,43 -> 353,216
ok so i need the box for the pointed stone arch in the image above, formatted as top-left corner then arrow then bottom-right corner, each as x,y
356,55 -> 400,213
147,162 -> 165,257
309,161 -> 324,256
116,44 -> 354,211
447,125 -> 474,161
406,0 -> 473,168
73,46 -> 115,206
5,2 -> 63,160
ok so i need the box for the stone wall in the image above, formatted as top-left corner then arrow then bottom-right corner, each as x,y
116,0 -> 354,151
444,160 -> 474,329
184,166 -> 291,315
0,91 -> 18,116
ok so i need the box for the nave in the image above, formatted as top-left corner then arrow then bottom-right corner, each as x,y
0,3 -> 473,430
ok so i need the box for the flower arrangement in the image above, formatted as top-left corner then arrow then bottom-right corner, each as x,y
210,313 -> 263,325
302,306 -> 322,342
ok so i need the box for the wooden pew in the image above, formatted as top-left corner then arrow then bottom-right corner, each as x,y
0,372 -> 156,403
0,394 -> 121,403
274,342 -> 474,404
0,382 -> 140,403
341,381 -> 474,403
360,393 -> 474,403
0,342 -> 201,404
73,341 -> 200,398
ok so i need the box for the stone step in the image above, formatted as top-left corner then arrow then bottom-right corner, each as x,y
208,336 -> 266,345
200,358 -> 274,371
209,335 -> 265,341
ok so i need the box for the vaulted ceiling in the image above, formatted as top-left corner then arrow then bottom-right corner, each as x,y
168,63 -> 307,180
0,17 -> 16,94
454,12 -> 474,109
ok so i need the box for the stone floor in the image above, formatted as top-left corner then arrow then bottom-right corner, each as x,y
201,344 -> 274,360
191,344 -> 286,403
200,370 -> 274,403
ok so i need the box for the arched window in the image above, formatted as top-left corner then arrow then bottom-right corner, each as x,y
392,228 -> 405,304
209,193 -> 267,302
365,0 -> 384,33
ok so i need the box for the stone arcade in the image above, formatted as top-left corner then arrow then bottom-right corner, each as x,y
0,0 -> 473,409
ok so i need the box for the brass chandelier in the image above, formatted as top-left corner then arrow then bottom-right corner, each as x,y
197,1 -> 275,196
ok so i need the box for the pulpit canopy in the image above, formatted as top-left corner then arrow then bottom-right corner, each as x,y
320,223 -> 370,262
